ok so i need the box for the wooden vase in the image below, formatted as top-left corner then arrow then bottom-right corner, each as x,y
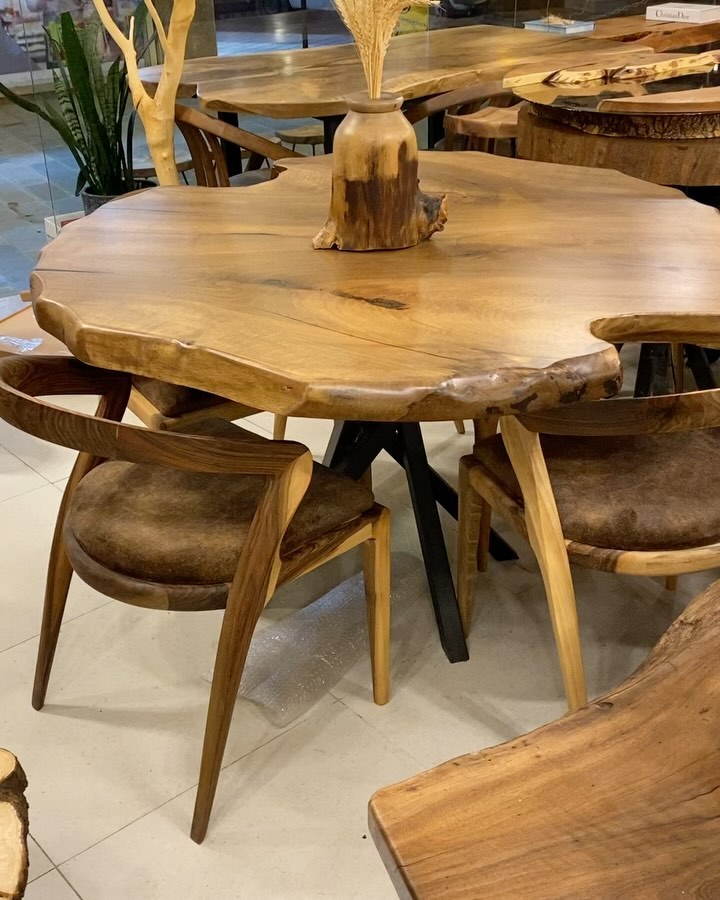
313,92 -> 448,252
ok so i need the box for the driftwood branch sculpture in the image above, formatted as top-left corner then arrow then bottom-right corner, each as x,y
92,0 -> 196,185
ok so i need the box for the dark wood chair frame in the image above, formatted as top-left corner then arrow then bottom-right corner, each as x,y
175,103 -> 302,188
0,355 -> 390,843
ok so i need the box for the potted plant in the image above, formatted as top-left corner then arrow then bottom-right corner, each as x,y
0,5 -> 150,213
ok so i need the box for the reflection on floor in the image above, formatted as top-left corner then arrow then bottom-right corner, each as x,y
0,391 -> 716,899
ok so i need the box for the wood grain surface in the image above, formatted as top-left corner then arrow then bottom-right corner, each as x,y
0,749 -> 28,900
517,103 -> 720,184
501,49 -> 710,88
31,153 -> 720,422
597,83 -> 720,114
591,12 -> 720,50
139,25 -> 654,118
369,579 -> 720,899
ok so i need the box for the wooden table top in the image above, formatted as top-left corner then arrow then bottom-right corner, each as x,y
591,13 -> 720,51
139,17 -> 720,120
140,25 -> 656,119
31,153 -> 720,422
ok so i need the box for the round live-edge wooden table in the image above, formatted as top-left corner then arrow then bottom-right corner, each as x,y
31,153 -> 720,663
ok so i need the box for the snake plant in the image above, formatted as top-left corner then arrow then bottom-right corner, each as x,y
0,5 -> 148,197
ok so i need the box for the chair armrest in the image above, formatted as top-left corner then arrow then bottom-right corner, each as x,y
0,354 -> 130,398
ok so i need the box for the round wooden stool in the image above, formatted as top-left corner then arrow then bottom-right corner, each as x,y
275,123 -> 325,155
444,105 -> 520,154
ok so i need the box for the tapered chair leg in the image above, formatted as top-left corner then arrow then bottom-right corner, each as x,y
33,529 -> 73,711
363,507 -> 391,706
500,417 -> 587,712
273,415 -> 288,440
191,573 -> 274,843
665,575 -> 679,592
457,458 -> 485,636
33,388 -> 130,711
454,420 -> 466,435
33,450 -> 98,710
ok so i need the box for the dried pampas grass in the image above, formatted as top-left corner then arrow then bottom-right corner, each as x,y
335,0 -> 438,98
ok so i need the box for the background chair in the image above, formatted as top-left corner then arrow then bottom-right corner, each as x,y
404,81 -> 521,157
458,373 -> 720,711
0,354 -> 390,843
370,577 -> 720,899
175,103 -> 302,188
0,300 -> 267,433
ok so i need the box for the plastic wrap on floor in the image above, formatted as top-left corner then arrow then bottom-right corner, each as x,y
204,553 -> 425,728
0,335 -> 42,353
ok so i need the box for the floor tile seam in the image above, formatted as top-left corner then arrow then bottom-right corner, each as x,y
57,866 -> 85,899
0,598 -> 113,656
0,442 -> 56,486
333,695 -> 428,770
27,833 -> 59,875
54,700 -> 342,867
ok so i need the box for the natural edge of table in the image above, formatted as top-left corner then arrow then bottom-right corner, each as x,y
31,153 -> 720,423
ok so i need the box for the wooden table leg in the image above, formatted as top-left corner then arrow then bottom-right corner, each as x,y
321,115 -> 343,153
685,344 -> 717,390
634,343 -> 672,397
217,111 -> 244,177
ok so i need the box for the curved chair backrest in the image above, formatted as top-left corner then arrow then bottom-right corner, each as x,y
404,81 -> 516,126
519,385 -> 720,437
174,104 -> 302,187
0,355 -> 308,477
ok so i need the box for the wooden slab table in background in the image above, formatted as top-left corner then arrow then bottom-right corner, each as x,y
140,16 -> 720,123
139,24 -> 656,121
591,12 -> 720,50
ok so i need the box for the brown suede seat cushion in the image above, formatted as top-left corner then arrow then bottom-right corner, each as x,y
132,376 -> 231,418
66,421 -> 374,585
474,428 -> 720,552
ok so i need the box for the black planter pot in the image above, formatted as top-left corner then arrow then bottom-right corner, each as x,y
81,180 -> 156,215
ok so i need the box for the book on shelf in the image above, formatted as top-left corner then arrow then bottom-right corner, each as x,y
523,18 -> 596,32
645,3 -> 720,22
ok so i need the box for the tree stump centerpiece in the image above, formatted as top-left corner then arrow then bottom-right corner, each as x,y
314,0 -> 447,252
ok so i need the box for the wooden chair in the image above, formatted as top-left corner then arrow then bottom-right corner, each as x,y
458,379 -> 720,711
444,105 -> 522,155
0,301 -> 272,434
174,103 -> 302,188
405,81 -> 520,156
370,577 -> 720,899
0,355 -> 391,843
403,81 -> 513,130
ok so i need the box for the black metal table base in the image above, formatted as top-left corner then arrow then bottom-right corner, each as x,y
634,343 -> 717,397
324,421 -> 517,664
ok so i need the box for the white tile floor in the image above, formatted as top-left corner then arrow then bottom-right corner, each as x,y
1,399 -> 716,899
